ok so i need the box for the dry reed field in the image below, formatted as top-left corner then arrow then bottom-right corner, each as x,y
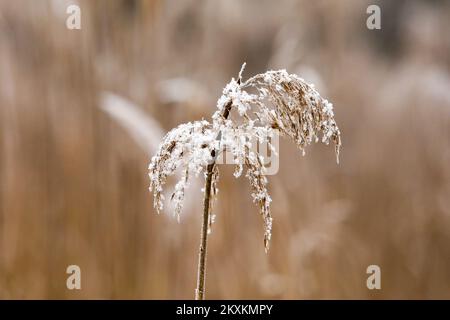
0,0 -> 450,299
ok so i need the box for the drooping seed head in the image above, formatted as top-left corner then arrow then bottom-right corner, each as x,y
149,64 -> 341,251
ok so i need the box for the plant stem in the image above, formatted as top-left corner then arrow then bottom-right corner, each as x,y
195,100 -> 232,300
195,163 -> 214,300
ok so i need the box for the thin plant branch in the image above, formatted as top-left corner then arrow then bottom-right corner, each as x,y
195,100 -> 232,300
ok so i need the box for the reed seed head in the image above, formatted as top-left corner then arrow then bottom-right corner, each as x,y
149,64 -> 341,251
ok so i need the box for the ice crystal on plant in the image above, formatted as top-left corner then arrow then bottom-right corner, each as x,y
148,120 -> 216,219
149,64 -> 341,252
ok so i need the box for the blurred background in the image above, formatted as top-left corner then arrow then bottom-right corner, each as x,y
0,0 -> 449,299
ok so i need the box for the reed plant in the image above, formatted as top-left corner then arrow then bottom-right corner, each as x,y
149,64 -> 341,299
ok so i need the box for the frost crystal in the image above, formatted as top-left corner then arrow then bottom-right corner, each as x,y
149,64 -> 341,252
148,120 -> 216,218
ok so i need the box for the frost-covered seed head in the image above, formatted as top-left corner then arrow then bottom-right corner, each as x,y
149,64 -> 342,252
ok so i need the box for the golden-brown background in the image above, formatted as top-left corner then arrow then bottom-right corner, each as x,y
0,0 -> 449,299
